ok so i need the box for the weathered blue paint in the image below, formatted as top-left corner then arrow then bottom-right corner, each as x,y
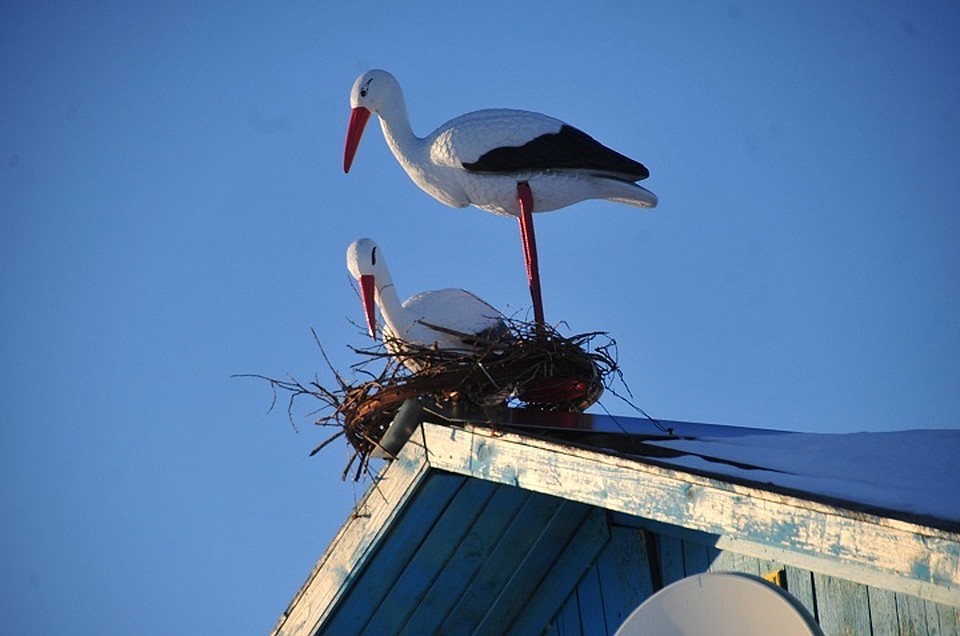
912,559 -> 932,584
596,525 -> 656,628
764,517 -> 802,547
813,573 -> 872,635
896,592 -> 930,634
785,567 -> 817,619
422,424 -> 960,604
866,587 -> 899,636
935,602 -> 960,634
274,420 -> 960,636
470,437 -> 498,482
550,519 -> 960,635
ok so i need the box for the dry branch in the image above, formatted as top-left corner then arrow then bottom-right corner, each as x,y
246,319 -> 621,480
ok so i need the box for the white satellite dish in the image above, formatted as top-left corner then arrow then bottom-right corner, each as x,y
614,572 -> 823,636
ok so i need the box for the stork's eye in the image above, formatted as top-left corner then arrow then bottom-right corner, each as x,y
371,246 -> 377,265
360,78 -> 373,98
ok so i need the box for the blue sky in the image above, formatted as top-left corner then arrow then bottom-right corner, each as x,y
2,2 -> 959,633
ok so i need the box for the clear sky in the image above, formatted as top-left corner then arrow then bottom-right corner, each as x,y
2,2 -> 958,633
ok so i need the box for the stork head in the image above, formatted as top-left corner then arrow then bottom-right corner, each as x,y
345,238 -> 383,339
343,69 -> 401,173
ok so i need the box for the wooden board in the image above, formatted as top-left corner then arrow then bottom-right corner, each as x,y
416,422 -> 960,606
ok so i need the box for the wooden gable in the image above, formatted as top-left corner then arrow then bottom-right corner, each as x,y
272,416 -> 960,635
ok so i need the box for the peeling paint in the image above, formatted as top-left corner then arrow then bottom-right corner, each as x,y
421,423 -> 960,606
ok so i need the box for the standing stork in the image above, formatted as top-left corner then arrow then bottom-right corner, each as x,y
343,69 -> 657,325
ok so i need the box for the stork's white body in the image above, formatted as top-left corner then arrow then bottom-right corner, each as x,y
385,288 -> 503,347
344,70 -> 658,216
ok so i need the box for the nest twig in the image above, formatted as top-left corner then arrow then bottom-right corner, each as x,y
243,319 -> 621,481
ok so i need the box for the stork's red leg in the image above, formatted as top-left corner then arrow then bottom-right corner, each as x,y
516,181 -> 545,326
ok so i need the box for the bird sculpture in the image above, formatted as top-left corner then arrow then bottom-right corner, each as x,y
343,69 -> 657,325
346,238 -> 507,371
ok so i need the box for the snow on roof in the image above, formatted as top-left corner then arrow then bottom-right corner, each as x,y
422,406 -> 960,528
647,428 -> 960,526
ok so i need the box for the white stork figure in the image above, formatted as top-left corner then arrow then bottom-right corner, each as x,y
343,69 -> 657,325
346,238 -> 507,371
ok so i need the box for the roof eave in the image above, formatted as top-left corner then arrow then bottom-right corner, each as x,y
272,419 -> 960,635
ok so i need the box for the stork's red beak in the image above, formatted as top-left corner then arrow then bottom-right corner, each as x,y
359,274 -> 377,338
343,106 -> 371,173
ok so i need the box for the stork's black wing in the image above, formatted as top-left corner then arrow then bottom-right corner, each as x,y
462,125 -> 649,180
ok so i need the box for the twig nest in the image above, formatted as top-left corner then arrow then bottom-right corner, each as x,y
249,319 -> 620,481
336,319 -> 617,464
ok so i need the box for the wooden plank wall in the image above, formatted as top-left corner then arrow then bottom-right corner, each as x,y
545,513 -> 960,636
319,474 -> 612,635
